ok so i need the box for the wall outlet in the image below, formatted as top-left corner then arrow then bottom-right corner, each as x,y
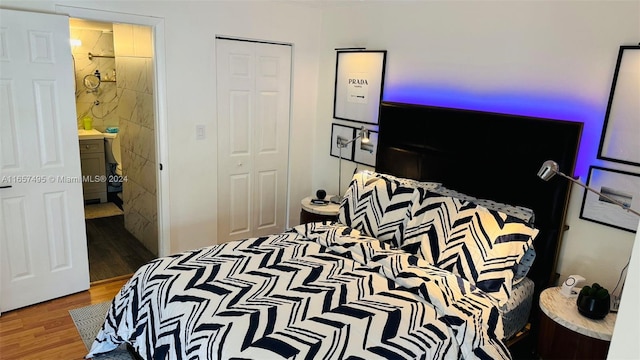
611,295 -> 622,312
196,124 -> 205,140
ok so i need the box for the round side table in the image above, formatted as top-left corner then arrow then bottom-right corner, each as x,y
537,286 -> 616,359
300,196 -> 339,224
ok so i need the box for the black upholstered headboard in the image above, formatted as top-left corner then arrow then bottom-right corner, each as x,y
375,101 -> 583,317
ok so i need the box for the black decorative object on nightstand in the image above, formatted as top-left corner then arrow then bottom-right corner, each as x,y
300,196 -> 339,224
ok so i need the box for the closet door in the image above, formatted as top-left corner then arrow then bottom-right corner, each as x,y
216,38 -> 291,243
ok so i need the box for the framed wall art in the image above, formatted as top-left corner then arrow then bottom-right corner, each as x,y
333,50 -> 387,124
597,45 -> 640,166
580,165 -> 640,233
353,130 -> 378,167
330,123 -> 356,160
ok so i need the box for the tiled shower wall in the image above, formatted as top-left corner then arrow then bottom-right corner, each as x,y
70,28 -> 119,130
113,24 -> 158,256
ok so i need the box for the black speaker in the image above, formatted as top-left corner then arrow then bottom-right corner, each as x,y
316,189 -> 326,200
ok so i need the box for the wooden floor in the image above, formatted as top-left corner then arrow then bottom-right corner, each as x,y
86,214 -> 156,282
0,276 -> 130,360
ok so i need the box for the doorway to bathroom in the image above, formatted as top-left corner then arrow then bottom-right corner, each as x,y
69,17 -> 159,282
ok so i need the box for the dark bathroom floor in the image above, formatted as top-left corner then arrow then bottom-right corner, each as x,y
85,213 -> 156,282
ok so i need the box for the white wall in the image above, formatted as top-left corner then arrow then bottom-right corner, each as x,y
1,0 -> 322,253
608,221 -> 640,359
314,1 -> 639,294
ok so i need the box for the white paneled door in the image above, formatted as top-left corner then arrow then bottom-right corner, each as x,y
216,38 -> 292,243
0,9 -> 89,313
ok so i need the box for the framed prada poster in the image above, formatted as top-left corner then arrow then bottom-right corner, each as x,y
333,50 -> 387,124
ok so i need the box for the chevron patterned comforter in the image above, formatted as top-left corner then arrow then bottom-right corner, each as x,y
87,222 -> 511,360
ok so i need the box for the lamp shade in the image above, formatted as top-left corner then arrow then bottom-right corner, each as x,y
537,160 -> 559,181
361,129 -> 370,144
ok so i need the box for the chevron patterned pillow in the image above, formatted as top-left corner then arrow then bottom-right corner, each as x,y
339,171 -> 417,244
448,204 -> 538,306
400,190 -> 539,306
400,189 -> 458,253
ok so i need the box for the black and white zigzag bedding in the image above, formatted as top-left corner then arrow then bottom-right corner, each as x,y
87,222 -> 511,360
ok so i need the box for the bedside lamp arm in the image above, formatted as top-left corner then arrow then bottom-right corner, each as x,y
555,171 -> 640,217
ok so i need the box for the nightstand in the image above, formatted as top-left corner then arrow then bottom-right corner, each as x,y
537,286 -> 616,359
300,196 -> 339,224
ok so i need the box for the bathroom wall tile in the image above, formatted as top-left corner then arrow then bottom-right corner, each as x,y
118,117 -> 129,139
69,28 -> 82,43
140,159 -> 157,196
138,157 -> 157,195
90,102 -> 117,128
115,58 -> 146,92
113,24 -> 134,57
72,29 -> 113,58
122,151 -> 155,199
72,28 -> 119,128
124,207 -> 158,256
141,219 -> 159,255
120,141 -> 132,178
110,23 -> 157,256
133,25 -> 153,58
76,87 -> 96,104
122,176 -> 141,210
134,92 -> 155,130
121,120 -> 141,154
72,56 -> 94,97
94,120 -> 106,132
102,104 -> 120,128
115,59 -> 130,93
103,119 -> 119,130
76,102 -> 92,126
123,178 -> 157,225
139,190 -> 158,224
99,81 -> 118,104
122,148 -> 156,195
130,58 -> 148,92
96,57 -> 116,81
145,59 -> 155,95
139,58 -> 151,95
117,88 -> 137,122
138,125 -> 156,162
121,147 -> 133,185
94,32 -> 115,57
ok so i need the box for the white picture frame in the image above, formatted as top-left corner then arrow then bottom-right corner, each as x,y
333,50 -> 387,124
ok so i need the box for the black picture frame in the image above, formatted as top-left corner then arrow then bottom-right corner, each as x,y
333,50 -> 387,124
353,130 -> 378,167
597,45 -> 640,166
580,165 -> 640,233
330,123 -> 356,161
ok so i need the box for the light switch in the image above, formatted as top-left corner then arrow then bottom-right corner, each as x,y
196,124 -> 205,140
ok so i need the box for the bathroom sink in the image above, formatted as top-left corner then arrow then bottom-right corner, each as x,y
78,129 -> 104,140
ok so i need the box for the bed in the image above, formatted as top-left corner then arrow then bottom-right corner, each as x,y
374,101 -> 583,348
87,102 -> 582,359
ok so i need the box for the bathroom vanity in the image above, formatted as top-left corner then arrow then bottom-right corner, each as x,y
78,130 -> 107,203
